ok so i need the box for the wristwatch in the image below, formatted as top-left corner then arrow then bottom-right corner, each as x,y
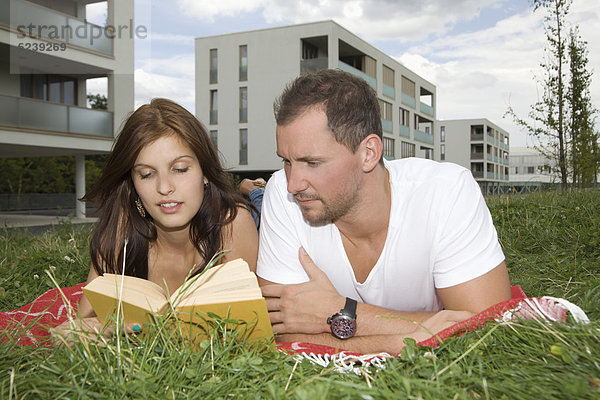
327,297 -> 357,339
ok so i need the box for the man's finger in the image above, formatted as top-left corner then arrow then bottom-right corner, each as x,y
298,247 -> 325,280
260,283 -> 285,298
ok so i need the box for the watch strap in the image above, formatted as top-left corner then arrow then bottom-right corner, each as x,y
341,297 -> 357,319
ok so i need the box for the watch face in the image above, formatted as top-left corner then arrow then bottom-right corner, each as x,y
331,315 -> 356,339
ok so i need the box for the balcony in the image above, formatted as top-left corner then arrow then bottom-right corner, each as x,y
383,84 -> 395,99
381,119 -> 393,133
471,152 -> 484,160
301,57 -> 328,73
338,61 -> 376,90
0,94 -> 113,137
487,153 -> 493,161
399,125 -> 410,138
420,102 -> 434,117
414,129 -> 434,144
487,172 -> 495,179
472,170 -> 484,178
401,93 -> 416,109
5,0 -> 113,55
471,133 -> 483,141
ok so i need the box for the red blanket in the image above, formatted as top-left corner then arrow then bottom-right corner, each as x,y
0,285 -> 570,355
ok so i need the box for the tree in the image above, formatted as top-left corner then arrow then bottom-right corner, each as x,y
87,93 -> 108,110
505,0 -> 571,188
567,28 -> 599,187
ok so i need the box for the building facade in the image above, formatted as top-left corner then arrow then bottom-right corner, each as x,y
438,119 -> 510,194
195,20 -> 437,175
0,0 -> 135,216
508,147 -> 556,192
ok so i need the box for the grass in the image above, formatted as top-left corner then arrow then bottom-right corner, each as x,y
1,190 -> 599,399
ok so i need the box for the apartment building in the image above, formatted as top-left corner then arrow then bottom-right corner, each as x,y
508,147 -> 556,192
195,20 -> 437,175
0,0 -> 135,216
438,119 -> 510,194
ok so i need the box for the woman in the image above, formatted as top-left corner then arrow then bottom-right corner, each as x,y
54,98 -> 258,338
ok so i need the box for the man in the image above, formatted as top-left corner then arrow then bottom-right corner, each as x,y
257,69 -> 511,354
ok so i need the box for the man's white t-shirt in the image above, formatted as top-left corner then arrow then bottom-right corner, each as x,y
256,158 -> 505,312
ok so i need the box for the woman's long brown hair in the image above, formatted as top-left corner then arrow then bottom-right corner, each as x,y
83,98 -> 248,279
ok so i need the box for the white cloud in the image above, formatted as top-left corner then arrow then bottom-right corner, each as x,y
134,61 -> 195,113
177,0 -> 266,23
178,0 -> 505,42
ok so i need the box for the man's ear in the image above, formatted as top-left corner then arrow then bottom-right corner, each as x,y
359,134 -> 383,173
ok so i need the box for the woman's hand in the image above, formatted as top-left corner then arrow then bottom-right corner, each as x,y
50,317 -> 142,346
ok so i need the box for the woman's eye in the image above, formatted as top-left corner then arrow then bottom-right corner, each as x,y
174,167 -> 189,173
140,171 -> 153,179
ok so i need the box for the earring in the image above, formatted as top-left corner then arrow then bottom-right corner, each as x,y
135,197 -> 146,218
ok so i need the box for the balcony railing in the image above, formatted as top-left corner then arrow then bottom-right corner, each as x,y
210,110 -> 218,125
471,152 -> 484,160
487,153 -> 493,161
472,170 -> 484,178
471,133 -> 483,141
399,125 -> 410,138
239,108 -> 247,123
338,61 -> 377,90
414,129 -> 434,144
301,58 -> 328,73
0,94 -> 113,137
401,93 -> 416,108
487,172 -> 495,179
383,84 -> 395,99
420,102 -> 434,117
381,119 -> 393,133
6,0 -> 113,55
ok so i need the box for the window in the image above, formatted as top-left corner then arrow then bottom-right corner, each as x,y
209,130 -> 218,150
239,45 -> 248,81
421,146 -> 433,160
379,100 -> 392,121
400,108 -> 410,127
440,144 -> 445,161
239,129 -> 248,165
383,65 -> 395,88
209,48 -> 218,84
20,74 -> 77,105
383,137 -> 395,158
440,126 -> 445,142
401,141 -> 415,158
239,87 -> 248,122
209,90 -> 218,124
527,166 -> 535,174
401,76 -> 416,98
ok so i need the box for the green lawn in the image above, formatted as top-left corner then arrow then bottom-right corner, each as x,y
1,189 -> 599,399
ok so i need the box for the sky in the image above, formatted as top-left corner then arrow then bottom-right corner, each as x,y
87,0 -> 600,148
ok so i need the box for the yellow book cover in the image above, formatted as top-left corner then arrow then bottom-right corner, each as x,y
82,258 -> 273,342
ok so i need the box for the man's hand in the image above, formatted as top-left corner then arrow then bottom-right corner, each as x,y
260,247 -> 345,335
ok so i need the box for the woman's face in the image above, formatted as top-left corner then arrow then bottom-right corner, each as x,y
131,134 -> 206,233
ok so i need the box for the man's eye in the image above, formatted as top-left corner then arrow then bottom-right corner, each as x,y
306,161 -> 320,167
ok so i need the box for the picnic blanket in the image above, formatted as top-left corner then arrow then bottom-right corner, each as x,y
1,284 -> 589,369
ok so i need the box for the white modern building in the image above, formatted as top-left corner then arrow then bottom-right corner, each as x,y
195,20 -> 437,175
438,118 -> 510,194
508,147 -> 557,192
0,0 -> 135,216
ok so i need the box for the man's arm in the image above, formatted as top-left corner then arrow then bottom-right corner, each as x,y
259,248 -> 509,353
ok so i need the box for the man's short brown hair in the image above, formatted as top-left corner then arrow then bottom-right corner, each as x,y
274,69 -> 382,153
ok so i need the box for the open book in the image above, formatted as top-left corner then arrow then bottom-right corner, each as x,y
83,258 -> 273,342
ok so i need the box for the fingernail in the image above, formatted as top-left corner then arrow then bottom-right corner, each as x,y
132,324 -> 142,332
